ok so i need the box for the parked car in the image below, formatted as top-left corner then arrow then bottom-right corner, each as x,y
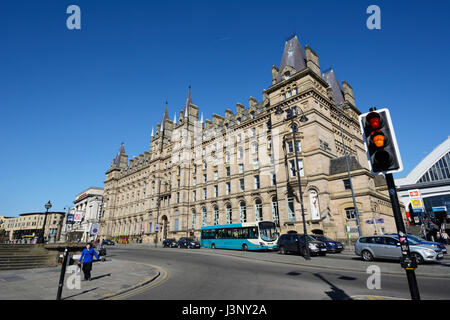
387,233 -> 447,254
355,235 -> 444,264
310,234 -> 344,253
163,238 -> 178,248
102,239 -> 115,246
178,237 -> 201,249
277,233 -> 327,256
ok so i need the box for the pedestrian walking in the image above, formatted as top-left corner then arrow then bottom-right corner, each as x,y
78,243 -> 100,281
442,232 -> 449,245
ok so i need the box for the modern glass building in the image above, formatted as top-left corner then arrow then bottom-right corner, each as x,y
396,137 -> 450,225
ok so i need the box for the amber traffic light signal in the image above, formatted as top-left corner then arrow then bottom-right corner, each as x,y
359,108 -> 403,174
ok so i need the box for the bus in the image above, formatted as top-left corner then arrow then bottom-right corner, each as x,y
200,221 -> 279,251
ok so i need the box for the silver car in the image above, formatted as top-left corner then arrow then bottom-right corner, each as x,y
355,235 -> 444,264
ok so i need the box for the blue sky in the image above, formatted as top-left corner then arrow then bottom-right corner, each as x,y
1,0 -> 449,217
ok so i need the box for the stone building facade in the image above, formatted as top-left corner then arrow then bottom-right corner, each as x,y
100,34 -> 400,243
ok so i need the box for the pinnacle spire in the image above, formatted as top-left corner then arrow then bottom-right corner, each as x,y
160,101 -> 169,132
151,127 -> 154,137
173,112 -> 177,124
183,85 -> 192,118
276,34 -> 307,82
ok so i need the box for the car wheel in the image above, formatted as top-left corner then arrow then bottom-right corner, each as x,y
242,244 -> 248,251
412,252 -> 424,265
211,243 -> 216,249
279,246 -> 286,254
362,250 -> 374,261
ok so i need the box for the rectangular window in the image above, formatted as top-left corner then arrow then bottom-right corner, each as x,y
174,219 -> 179,231
271,172 -> 276,186
239,164 -> 244,174
214,185 -> 218,197
226,182 -> 231,195
343,179 -> 351,190
253,159 -> 259,170
192,190 -> 196,202
177,192 -> 180,203
177,179 -> 180,187
203,174 -> 207,183
203,188 -> 207,200
287,196 -> 295,222
240,179 -> 245,192
226,167 -> 230,177
214,171 -> 218,180
254,175 -> 260,189
295,141 -> 301,152
288,141 -> 293,153
193,177 -> 196,186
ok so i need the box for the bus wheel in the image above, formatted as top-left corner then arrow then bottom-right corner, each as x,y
211,243 -> 216,249
242,244 -> 248,251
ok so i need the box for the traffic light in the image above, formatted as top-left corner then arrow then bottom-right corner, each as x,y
359,108 -> 403,174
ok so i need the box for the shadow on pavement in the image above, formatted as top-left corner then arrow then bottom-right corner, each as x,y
313,273 -> 352,300
91,273 -> 112,280
63,287 -> 98,300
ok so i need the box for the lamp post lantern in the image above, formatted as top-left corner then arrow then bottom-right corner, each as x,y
275,105 -> 310,260
39,200 -> 52,244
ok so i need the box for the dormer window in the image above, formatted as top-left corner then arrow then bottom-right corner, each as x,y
284,71 -> 291,80
282,93 -> 286,100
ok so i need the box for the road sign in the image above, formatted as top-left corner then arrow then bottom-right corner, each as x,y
365,220 -> 374,224
432,206 -> 447,213
155,224 -> 159,232
408,189 -> 421,199
412,208 -> 424,213
411,198 -> 424,209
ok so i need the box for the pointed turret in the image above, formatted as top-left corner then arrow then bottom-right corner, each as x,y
113,142 -> 126,167
322,68 -> 344,105
276,34 -> 307,82
160,102 -> 169,132
173,113 -> 177,125
183,86 -> 192,118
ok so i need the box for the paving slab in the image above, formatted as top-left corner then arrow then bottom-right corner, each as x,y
0,259 -> 159,300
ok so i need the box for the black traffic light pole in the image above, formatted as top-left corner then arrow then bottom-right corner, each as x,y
56,247 -> 69,300
385,173 -> 420,300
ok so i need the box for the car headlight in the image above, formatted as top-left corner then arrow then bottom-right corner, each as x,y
424,249 -> 435,254
309,243 -> 318,249
191,242 -> 195,245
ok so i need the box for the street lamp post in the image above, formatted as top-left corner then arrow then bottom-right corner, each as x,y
39,201 -> 52,244
337,102 -> 362,237
276,105 -> 310,260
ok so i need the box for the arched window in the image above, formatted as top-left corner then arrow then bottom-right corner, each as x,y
309,189 -> 320,221
240,201 -> 247,223
213,205 -> 219,225
202,207 -> 207,226
255,199 -> 263,222
226,203 -> 232,224
271,196 -> 279,226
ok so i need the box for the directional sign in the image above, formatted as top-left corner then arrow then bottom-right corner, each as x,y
155,224 -> 159,232
411,198 -> 424,209
408,189 -> 421,199
432,206 -> 447,213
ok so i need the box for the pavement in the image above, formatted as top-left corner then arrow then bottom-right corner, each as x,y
0,258 -> 160,300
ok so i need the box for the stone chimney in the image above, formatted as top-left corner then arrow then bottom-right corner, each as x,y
212,114 -> 224,126
248,97 -> 257,108
271,66 -> 279,85
342,81 -> 355,106
225,109 -> 234,119
305,46 -> 320,77
236,103 -> 245,114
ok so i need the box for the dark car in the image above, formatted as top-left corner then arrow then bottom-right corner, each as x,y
310,234 -> 344,253
102,239 -> 115,246
163,238 -> 178,248
178,237 -> 201,249
277,233 -> 327,256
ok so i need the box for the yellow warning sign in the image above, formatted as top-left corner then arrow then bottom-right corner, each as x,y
411,198 -> 424,208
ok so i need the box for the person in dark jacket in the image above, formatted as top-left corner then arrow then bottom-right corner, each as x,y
78,243 -> 100,281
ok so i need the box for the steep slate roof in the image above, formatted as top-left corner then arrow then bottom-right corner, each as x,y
276,34 -> 307,82
329,155 -> 363,175
323,69 -> 345,105
113,143 -> 125,167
